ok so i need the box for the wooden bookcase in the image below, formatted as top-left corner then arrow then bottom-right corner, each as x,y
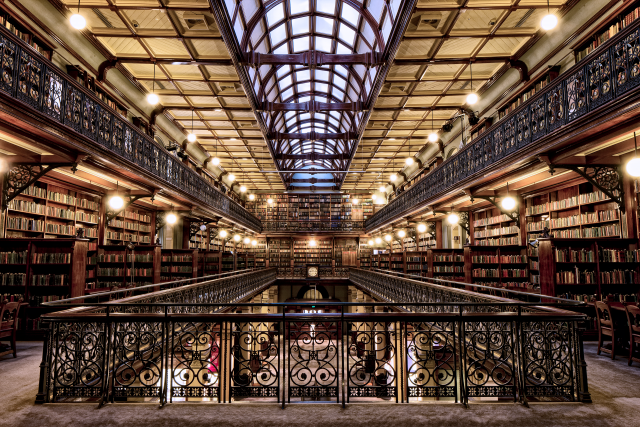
390,252 -> 405,274
524,183 -> 622,241
253,239 -> 267,268
221,251 -> 234,273
496,66 -> 560,121
198,251 -> 221,277
472,207 -> 521,247
0,238 -> 88,336
160,249 -> 197,282
269,238 -> 292,276
94,244 -> 160,292
430,249 -> 465,282
359,242 -> 372,269
0,8 -> 53,60
464,245 -> 531,292
538,238 -> 639,302
104,205 -> 154,245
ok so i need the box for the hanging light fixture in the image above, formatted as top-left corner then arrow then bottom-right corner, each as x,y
243,236 -> 251,244
352,197 -> 359,205
368,239 -> 374,246
466,63 -> 478,105
211,137 -> 220,166
219,230 -> 228,238
240,185 -> 247,193
384,234 -> 392,242
70,0 -> 86,29
249,194 -> 256,200
501,182 -> 517,211
417,223 -> 427,233
147,63 -> 159,105
447,206 -> 459,225
405,139 -> 414,166
252,239 -> 258,246
187,109 -> 196,142
309,239 -> 316,247
267,197 -> 274,204
428,110 -> 439,142
390,173 -> 397,182
626,132 -> 640,177
541,0 -> 558,30
372,193 -> 378,200
375,236 -> 382,244
228,173 -> 235,182
108,182 -> 124,210
233,234 -> 241,242
397,230 -> 406,238
166,212 -> 177,224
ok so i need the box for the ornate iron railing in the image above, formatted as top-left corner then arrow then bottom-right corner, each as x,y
36,268 -> 589,405
365,17 -> 640,231
0,24 -> 261,232
262,221 -> 364,232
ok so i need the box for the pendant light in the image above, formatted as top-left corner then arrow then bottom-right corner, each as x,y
501,182 -> 517,211
187,109 -> 196,142
212,137 -> 220,166
428,110 -> 438,142
405,139 -> 414,166
240,170 -> 247,193
626,132 -> 640,177
108,181 -> 124,210
166,205 -> 177,225
70,0 -> 86,29
447,205 -> 460,225
466,63 -> 478,105
147,63 -> 159,105
541,0 -> 558,30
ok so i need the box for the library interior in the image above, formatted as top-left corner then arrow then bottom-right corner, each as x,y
0,0 -> 640,425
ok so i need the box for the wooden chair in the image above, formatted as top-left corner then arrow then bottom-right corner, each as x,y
624,304 -> 640,366
0,299 -> 22,358
595,301 -> 617,359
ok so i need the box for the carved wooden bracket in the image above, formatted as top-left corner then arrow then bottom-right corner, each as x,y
551,164 -> 625,212
2,162 -> 77,211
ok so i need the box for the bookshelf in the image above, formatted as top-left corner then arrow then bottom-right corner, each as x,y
253,239 -> 267,268
430,249 -> 465,282
160,249 -> 197,281
359,242 -> 372,269
65,64 -> 128,118
465,245 -> 532,292
390,252 -> 405,273
538,238 -> 639,302
93,244 -> 160,292
524,183 -> 621,241
198,251 -> 221,277
293,239 -> 333,277
269,238 -> 292,276
221,252 -> 234,273
0,9 -> 53,60
496,66 -> 560,121
472,207 -> 521,246
104,205 -> 154,245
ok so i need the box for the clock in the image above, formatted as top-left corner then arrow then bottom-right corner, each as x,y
306,264 -> 319,278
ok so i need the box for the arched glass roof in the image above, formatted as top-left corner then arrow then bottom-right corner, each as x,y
222,0 -> 402,186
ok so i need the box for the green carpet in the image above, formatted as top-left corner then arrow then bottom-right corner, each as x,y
1,342 -> 639,427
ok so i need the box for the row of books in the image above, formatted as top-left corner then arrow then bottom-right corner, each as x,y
554,248 -> 595,263
600,249 -> 640,263
0,273 -> 26,286
33,252 -> 71,264
31,274 -> 68,286
473,214 -> 512,227
600,270 -> 638,284
474,226 -> 519,238
556,269 -> 596,284
475,237 -> 520,246
161,255 -> 193,262
0,251 -> 29,264
433,266 -> 464,272
575,7 -> 640,62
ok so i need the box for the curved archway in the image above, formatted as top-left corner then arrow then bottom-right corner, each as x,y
296,284 -> 330,300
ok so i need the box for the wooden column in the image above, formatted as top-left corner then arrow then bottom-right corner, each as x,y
182,218 -> 190,249
464,245 -> 472,284
518,197 -> 527,246
538,238 -> 556,297
623,173 -> 638,239
435,220 -> 443,248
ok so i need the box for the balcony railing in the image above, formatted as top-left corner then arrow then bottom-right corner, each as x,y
262,220 -> 364,232
365,18 -> 640,231
36,267 -> 589,405
0,24 -> 261,232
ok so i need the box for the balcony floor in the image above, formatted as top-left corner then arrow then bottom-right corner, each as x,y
1,341 -> 639,426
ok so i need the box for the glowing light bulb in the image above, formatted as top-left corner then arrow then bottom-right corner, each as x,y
626,157 -> 640,177
466,93 -> 478,105
368,239 -> 374,246
501,196 -> 516,211
405,157 -> 414,166
541,14 -> 558,31
372,194 -> 377,200
233,234 -> 241,242
379,185 -> 386,193
252,240 -> 257,246
166,213 -> 177,224
228,174 -> 235,182
309,239 -> 316,247
187,133 -> 196,142
375,237 -> 382,244
397,230 -> 406,238
352,198 -> 359,205
447,212 -> 459,225
211,157 -> 220,166
147,93 -> 159,105
240,185 -> 247,193
243,237 -> 250,244
428,132 -> 439,143
267,198 -> 273,204
219,230 -> 227,238
70,14 -> 86,30
417,223 -> 427,233
108,195 -> 124,210
390,174 -> 397,182
249,194 -> 255,200
384,234 -> 392,242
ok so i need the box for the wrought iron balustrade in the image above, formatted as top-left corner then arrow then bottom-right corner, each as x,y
36,267 -> 589,406
0,25 -> 260,232
262,221 -> 364,232
365,17 -> 640,232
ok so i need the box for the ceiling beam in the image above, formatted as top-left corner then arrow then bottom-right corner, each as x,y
241,51 -> 385,67
260,101 -> 363,112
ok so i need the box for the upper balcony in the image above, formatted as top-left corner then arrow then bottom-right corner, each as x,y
365,16 -> 640,232
0,22 -> 261,232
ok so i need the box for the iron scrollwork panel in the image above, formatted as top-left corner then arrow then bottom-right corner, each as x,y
123,125 -> 134,161
16,48 -> 43,108
63,82 -> 83,133
97,106 -> 112,147
566,67 -> 588,123
515,105 -> 531,148
0,34 -> 16,95
51,321 -> 107,401
230,321 -> 279,399
288,320 -> 339,400
42,68 -> 63,121
82,95 -> 98,139
406,321 -> 457,400
530,97 -> 546,141
170,322 -> 221,400
521,321 -> 576,399
112,321 -> 165,400
463,321 -> 516,399
613,28 -> 640,95
492,126 -> 505,161
347,321 -> 397,399
111,118 -> 125,155
588,49 -> 614,110
546,81 -> 565,132
503,117 -> 517,155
